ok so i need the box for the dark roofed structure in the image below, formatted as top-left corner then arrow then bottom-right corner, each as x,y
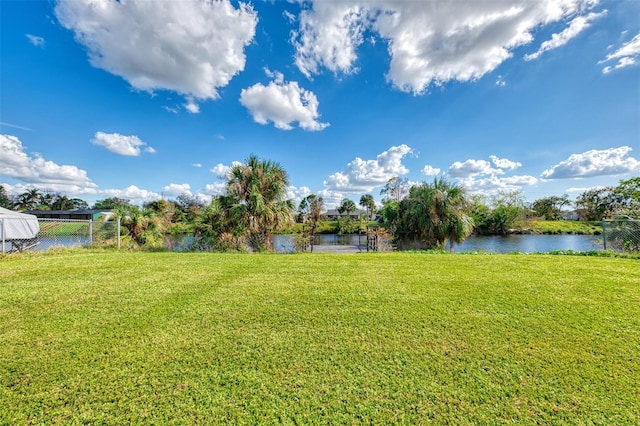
24,209 -> 112,221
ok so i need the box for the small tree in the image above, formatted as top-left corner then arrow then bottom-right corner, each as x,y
298,194 -> 324,252
93,197 -> 131,210
487,190 -> 525,234
337,198 -> 357,234
574,187 -> 617,220
531,195 -> 570,220
0,185 -> 13,209
380,177 -> 410,202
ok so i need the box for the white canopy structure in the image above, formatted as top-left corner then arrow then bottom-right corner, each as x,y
1,207 -> 40,252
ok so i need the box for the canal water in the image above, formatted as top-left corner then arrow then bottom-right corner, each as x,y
25,233 -> 603,253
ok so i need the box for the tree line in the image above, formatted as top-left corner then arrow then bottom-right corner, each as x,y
1,163 -> 637,251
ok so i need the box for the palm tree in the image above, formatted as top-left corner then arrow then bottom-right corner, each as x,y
15,188 -> 41,210
113,205 -> 164,247
226,155 -> 294,251
359,194 -> 376,220
397,178 -> 474,250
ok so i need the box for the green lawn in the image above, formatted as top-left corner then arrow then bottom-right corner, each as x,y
1,250 -> 638,424
515,220 -> 603,235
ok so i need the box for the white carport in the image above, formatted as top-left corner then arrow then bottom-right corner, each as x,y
0,207 -> 40,253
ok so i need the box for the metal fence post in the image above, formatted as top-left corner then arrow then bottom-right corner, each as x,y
117,218 -> 121,250
601,218 -> 607,250
1,218 -> 4,253
89,219 -> 93,245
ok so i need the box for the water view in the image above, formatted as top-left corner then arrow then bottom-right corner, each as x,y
23,233 -> 602,254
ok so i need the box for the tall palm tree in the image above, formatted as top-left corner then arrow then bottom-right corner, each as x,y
226,155 -> 294,251
397,178 -> 474,250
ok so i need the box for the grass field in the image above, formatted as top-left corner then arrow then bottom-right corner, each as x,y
1,250 -> 638,424
515,220 -> 603,235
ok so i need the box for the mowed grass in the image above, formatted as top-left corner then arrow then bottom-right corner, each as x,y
1,251 -> 638,424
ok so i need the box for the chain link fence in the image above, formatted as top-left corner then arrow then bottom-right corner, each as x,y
1,218 -> 120,253
602,219 -> 640,253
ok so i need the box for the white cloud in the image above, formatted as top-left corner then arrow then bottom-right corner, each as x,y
601,33 -> 640,74
99,185 -> 161,205
91,132 -> 154,156
448,159 -> 497,178
490,155 -> 521,171
202,182 -> 227,196
163,106 -> 179,114
541,146 -> 640,179
293,3 -> 369,78
240,74 -> 329,131
26,34 -> 45,47
193,163 -> 202,168
458,174 -> 538,195
210,161 -> 242,179
162,183 -> 192,197
316,189 -> 346,210
286,185 -> 312,205
421,165 -> 441,176
496,76 -> 507,87
524,11 -> 606,61
184,100 -> 200,114
293,1 -> 600,93
324,144 -> 413,192
55,0 -> 257,101
447,154 -> 535,194
565,185 -> 606,194
0,134 -> 97,193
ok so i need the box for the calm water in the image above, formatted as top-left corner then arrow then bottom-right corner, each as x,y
22,233 -> 603,253
453,234 -> 603,253
273,233 -> 603,253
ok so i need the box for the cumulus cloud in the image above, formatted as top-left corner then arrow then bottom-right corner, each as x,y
287,185 -> 312,205
541,146 -> 640,179
162,183 -> 192,197
293,3 -> 369,78
324,144 -> 413,193
316,189 -> 346,210
490,155 -> 521,171
449,159 -> 497,178
421,165 -> 441,176
55,0 -> 257,101
457,175 -> 538,194
293,1 -> 600,93
26,34 -> 45,47
446,154 -> 535,194
99,185 -> 161,205
600,33 -> 640,74
524,11 -> 606,61
202,182 -> 227,197
240,73 -> 329,131
91,132 -> 155,156
210,161 -> 242,179
184,100 -> 200,114
0,134 -> 97,193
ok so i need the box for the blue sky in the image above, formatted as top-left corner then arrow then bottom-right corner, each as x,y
1,0 -> 639,209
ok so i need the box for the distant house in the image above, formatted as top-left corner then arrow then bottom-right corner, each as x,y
25,209 -> 113,221
562,210 -> 580,221
324,209 -> 367,221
